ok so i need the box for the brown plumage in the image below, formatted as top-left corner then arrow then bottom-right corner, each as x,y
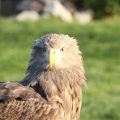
0,33 -> 86,120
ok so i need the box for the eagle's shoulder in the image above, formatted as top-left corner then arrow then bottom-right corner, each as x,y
0,82 -> 41,101
0,82 -> 65,120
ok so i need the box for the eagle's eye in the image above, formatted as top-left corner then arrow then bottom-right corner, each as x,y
42,47 -> 46,52
34,46 -> 46,53
61,47 -> 64,52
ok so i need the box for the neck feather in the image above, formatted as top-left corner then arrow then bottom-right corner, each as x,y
20,66 -> 86,99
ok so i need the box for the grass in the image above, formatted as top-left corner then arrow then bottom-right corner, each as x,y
0,17 -> 120,120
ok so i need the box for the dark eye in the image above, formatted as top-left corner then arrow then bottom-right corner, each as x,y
42,48 -> 46,52
34,46 -> 46,52
61,47 -> 64,51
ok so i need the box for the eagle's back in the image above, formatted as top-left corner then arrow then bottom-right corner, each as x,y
0,99 -> 64,120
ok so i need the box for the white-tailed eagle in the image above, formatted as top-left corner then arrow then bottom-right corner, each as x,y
0,34 -> 86,120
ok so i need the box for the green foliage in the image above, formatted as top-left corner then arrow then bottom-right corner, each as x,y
0,18 -> 120,120
84,0 -> 120,18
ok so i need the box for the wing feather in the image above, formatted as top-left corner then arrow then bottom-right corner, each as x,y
0,82 -> 65,120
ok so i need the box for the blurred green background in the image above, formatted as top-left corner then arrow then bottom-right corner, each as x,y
0,17 -> 120,120
84,0 -> 120,18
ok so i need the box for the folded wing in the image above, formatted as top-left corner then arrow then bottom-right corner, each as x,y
0,82 -> 64,120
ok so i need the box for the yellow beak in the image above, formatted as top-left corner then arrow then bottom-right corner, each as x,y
49,48 -> 56,69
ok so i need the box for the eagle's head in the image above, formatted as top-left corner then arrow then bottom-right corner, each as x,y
22,34 -> 86,89
29,33 -> 84,71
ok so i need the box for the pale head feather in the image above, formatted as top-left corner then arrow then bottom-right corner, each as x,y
21,33 -> 86,95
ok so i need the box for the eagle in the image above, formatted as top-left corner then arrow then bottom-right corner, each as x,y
0,34 -> 86,120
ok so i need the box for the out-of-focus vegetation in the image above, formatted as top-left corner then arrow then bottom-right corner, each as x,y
74,0 -> 120,18
86,0 -> 120,18
0,18 -> 120,120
